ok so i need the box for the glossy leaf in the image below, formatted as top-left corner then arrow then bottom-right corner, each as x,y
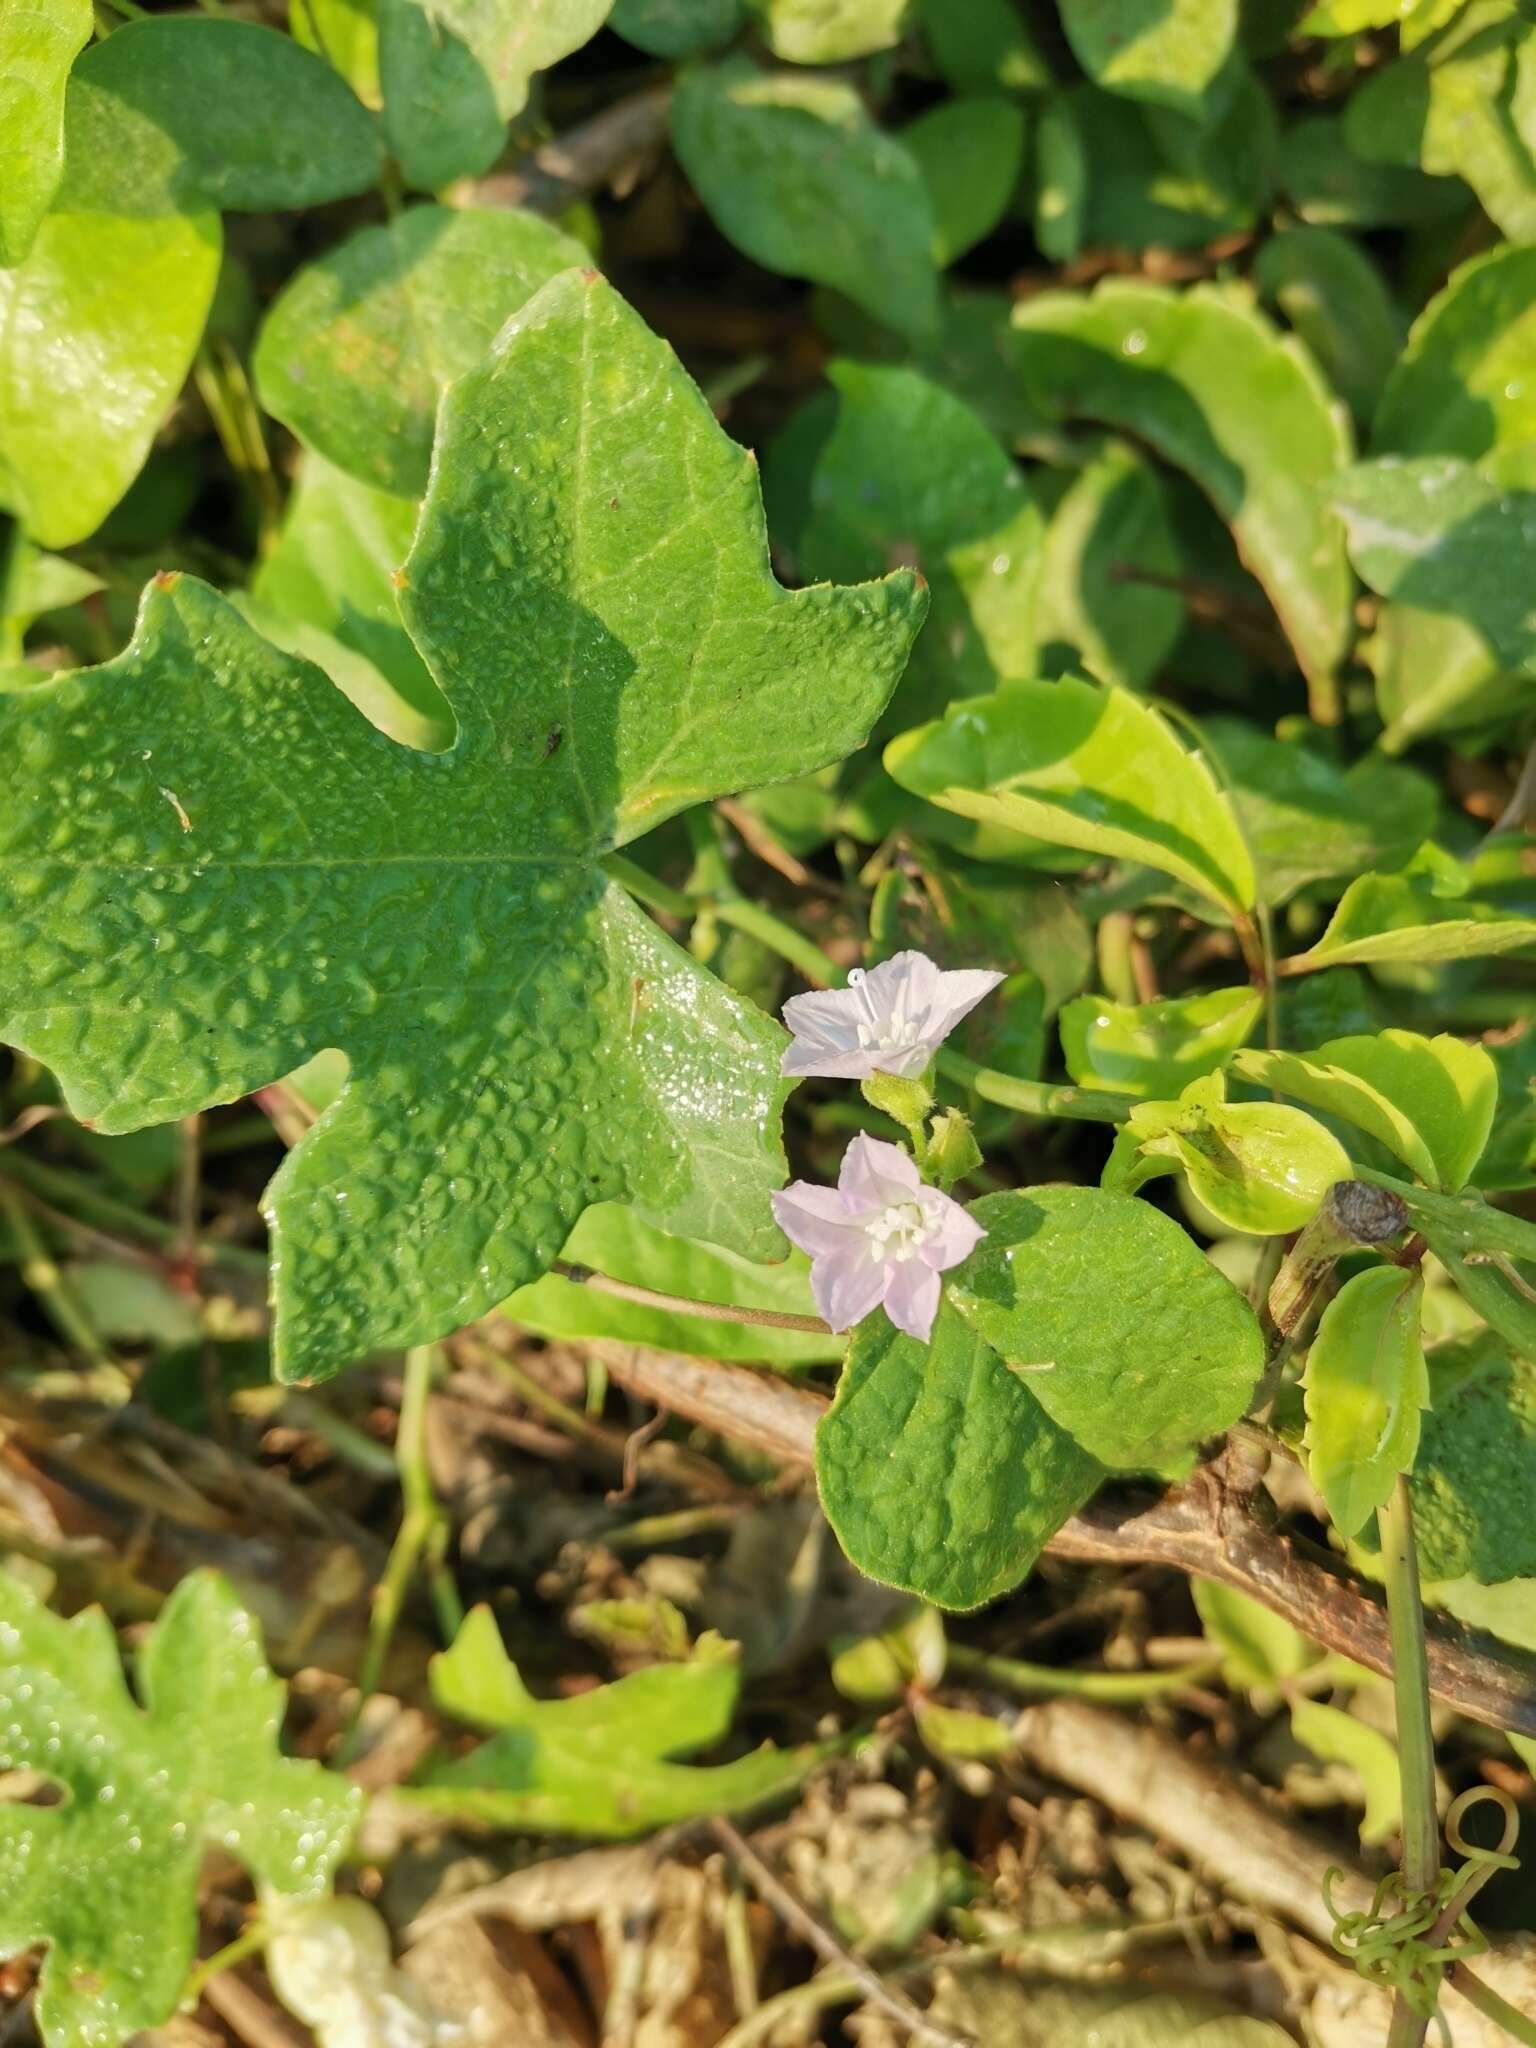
0,206 -> 220,547
1059,0 -> 1236,116
0,1570 -> 360,2048
949,1184 -> 1264,1472
1373,244 -> 1536,488
763,361 -> 1044,726
816,1298 -> 1104,1611
246,452 -> 451,751
1253,224 -> 1405,426
1106,1072 -> 1353,1235
253,205 -> 587,499
62,18 -> 384,215
0,272 -> 925,1381
413,1606 -> 823,1833
1011,280 -> 1353,694
885,676 -> 1256,917
1288,846 -> 1536,971
1061,985 -> 1261,1100
0,0 -> 91,266
903,97 -> 1027,265
670,59 -> 941,344
502,1202 -> 842,1364
378,0 -> 609,188
1033,439 -> 1184,692
1335,455 -> 1536,674
1303,1264 -> 1428,1540
1234,1030 -> 1497,1192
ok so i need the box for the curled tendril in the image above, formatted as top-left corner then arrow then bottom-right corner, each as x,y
1322,1787 -> 1522,2040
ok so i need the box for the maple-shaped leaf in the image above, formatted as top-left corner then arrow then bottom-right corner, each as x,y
0,271 -> 924,1380
0,1570 -> 361,2048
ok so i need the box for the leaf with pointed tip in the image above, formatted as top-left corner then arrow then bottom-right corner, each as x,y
1287,849 -> 1536,972
670,59 -> 941,345
948,1184 -> 1263,1473
816,1298 -> 1104,1611
253,206 -> 587,499
0,0 -> 91,265
1234,1030 -> 1497,1192
0,272 -> 925,1382
1011,279 -> 1353,694
1059,0 -> 1236,116
0,205 -> 220,547
0,1570 -> 360,2048
885,676 -> 1256,918
1304,1264 -> 1428,1541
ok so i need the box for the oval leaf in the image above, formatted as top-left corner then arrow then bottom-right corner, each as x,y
1304,1264 -> 1428,1540
1011,279 -> 1353,698
0,0 -> 91,265
253,205 -> 588,499
670,58 -> 941,345
948,1183 -> 1264,1472
1235,1029 -> 1497,1191
885,675 -> 1257,917
815,1298 -> 1104,1611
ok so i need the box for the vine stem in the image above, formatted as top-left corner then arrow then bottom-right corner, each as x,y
604,855 -> 1128,1126
1381,1473 -> 1441,2048
340,1345 -> 462,1761
944,1642 -> 1218,1704
1446,1963 -> 1536,2046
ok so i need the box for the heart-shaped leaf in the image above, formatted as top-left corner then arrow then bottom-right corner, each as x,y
1303,1263 -> 1428,1539
0,0 -> 91,265
671,58 -> 941,344
1234,1029 -> 1497,1191
885,675 -> 1256,918
253,205 -> 587,499
1060,984 -> 1262,1100
816,1297 -> 1104,1611
1011,279 -> 1353,701
0,1570 -> 360,2048
0,271 -> 925,1381
948,1183 -> 1264,1472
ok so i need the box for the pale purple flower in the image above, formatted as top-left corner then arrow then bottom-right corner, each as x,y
771,1133 -> 985,1343
780,950 -> 1004,1081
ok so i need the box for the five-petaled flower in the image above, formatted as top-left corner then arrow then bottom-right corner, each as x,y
780,950 -> 1005,1081
772,1134 -> 984,1343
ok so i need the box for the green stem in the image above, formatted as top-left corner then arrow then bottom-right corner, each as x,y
936,1050 -> 1129,1126
946,1642 -> 1219,1703
341,1345 -> 461,1759
180,1921 -> 269,2011
1446,1964 -> 1536,2047
0,1185 -> 117,1367
607,854 -> 1131,1125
